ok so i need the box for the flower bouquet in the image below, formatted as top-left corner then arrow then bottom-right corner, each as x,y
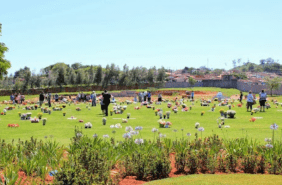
211,106 -> 215,111
237,104 -> 242,107
219,109 -> 224,116
167,103 -> 172,108
18,112 -> 21,117
158,111 -> 163,119
266,104 -> 271,109
26,112 -> 32,119
134,106 -> 140,110
63,112 -> 66,116
182,107 -> 188,112
79,120 -> 84,123
152,106 -> 155,110
146,105 -> 152,108
158,119 -> 166,128
7,124 -> 19,128
122,119 -> 128,123
164,121 -> 172,128
68,116 -> 77,120
249,117 -> 256,122
34,105 -> 38,110
84,122 -> 92,129
37,113 -> 43,119
127,113 -> 130,119
110,110 -> 113,116
30,117 -> 39,123
1,112 -> 4,115
42,118 -> 47,125
173,108 -> 178,113
166,111 -> 171,119
201,111 -> 205,116
76,107 -> 81,111
195,122 -> 200,129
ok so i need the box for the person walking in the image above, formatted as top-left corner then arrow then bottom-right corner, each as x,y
246,91 -> 254,112
91,91 -> 97,107
191,91 -> 194,100
147,91 -> 151,104
103,90 -> 111,116
10,94 -> 15,104
48,92 -> 52,107
259,89 -> 267,112
158,93 -> 162,102
138,92 -> 142,102
39,92 -> 45,107
239,91 -> 243,103
55,94 -> 59,102
217,91 -> 223,102
143,91 -> 147,102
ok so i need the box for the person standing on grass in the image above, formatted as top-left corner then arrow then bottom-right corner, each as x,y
239,91 -> 243,103
143,91 -> 147,102
191,91 -> 194,100
217,91 -> 223,102
91,91 -> 97,106
48,92 -> 52,107
103,90 -> 111,116
39,92 -> 44,107
246,90 -> 254,112
259,89 -> 267,112
10,94 -> 15,104
147,91 -> 151,104
138,92 -> 142,102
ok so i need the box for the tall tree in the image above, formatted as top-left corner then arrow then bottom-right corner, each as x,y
68,68 -> 76,85
188,77 -> 196,88
56,66 -> 66,89
76,69 -> 85,85
71,63 -> 82,70
94,65 -> 102,85
88,65 -> 95,84
265,77 -> 281,96
0,23 -> 11,80
147,68 -> 154,84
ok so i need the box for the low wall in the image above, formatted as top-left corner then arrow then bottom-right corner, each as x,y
164,82 -> 203,88
237,81 -> 282,95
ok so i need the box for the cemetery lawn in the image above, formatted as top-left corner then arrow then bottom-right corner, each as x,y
0,94 -> 282,145
145,174 -> 282,185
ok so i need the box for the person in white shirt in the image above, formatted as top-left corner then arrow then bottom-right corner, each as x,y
246,90 -> 254,112
259,89 -> 267,112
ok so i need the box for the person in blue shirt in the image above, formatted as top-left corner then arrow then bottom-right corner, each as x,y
259,89 -> 267,112
246,91 -> 254,112
10,94 -> 15,104
191,91 -> 194,100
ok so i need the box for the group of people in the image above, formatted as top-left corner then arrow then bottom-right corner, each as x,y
245,90 -> 267,112
10,93 -> 25,104
39,92 -> 52,107
137,91 -> 152,102
76,92 -> 91,102
216,90 -> 268,112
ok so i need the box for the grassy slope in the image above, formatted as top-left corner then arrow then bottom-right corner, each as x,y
0,91 -> 281,145
145,174 -> 282,185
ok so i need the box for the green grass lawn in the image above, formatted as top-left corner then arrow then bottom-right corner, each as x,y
145,174 -> 282,185
0,94 -> 281,146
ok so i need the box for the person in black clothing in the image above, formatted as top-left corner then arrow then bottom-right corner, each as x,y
47,92 -> 52,107
102,90 -> 111,116
39,92 -> 45,107
239,91 -> 243,103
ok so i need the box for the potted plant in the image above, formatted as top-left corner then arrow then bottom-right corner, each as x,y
42,118 -> 47,126
158,111 -> 163,119
37,113 -> 43,119
219,109 -> 224,117
63,112 -> 66,116
102,117 -> 107,125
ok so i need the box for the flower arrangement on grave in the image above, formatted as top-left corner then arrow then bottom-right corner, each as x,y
102,117 -> 107,125
251,110 -> 255,115
173,108 -> 178,113
123,106 -> 127,110
237,104 -> 242,107
34,104 -> 38,110
122,119 -> 128,123
266,103 -> 271,109
249,117 -> 256,122
37,113 -> 43,119
158,111 -> 163,119
127,113 -> 130,119
158,119 -> 166,128
182,107 -> 188,112
164,121 -> 172,128
84,122 -> 92,129
167,103 -> 172,108
79,120 -> 84,123
20,113 -> 27,120
76,107 -> 81,111
146,105 -> 152,108
110,110 -> 113,116
253,108 -> 259,113
201,111 -> 205,116
7,124 -> 19,128
182,104 -> 187,108
219,109 -> 224,116
30,117 -> 39,123
195,122 -> 200,129
134,106 -> 140,110
1,112 -> 4,115
26,112 -> 32,119
18,112 -> 21,117
63,112 -> 66,116
211,106 -> 215,111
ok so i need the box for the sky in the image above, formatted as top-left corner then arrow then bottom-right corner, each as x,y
1,0 -> 282,75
